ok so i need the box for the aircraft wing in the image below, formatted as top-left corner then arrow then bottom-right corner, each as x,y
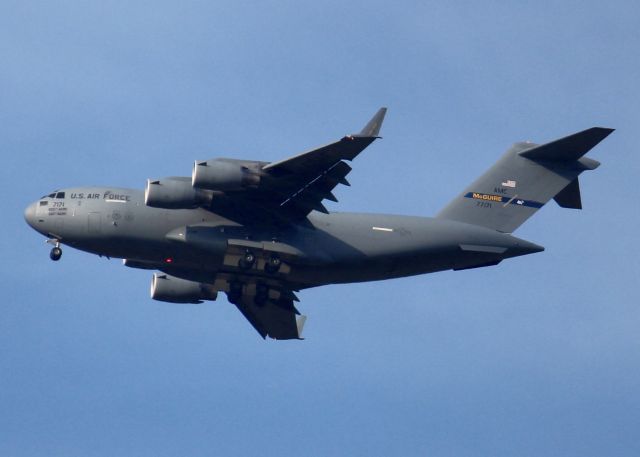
209,108 -> 387,223
232,293 -> 307,340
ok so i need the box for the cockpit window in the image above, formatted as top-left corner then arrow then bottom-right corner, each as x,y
39,191 -> 62,199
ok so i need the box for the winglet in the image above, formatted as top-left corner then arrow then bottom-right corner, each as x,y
358,107 -> 387,137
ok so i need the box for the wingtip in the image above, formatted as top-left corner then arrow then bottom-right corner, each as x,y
596,127 -> 615,135
587,127 -> 615,141
587,127 -> 616,145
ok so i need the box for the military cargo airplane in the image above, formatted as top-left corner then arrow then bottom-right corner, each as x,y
24,108 -> 613,339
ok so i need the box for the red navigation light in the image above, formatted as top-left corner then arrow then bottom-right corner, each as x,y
164,257 -> 173,264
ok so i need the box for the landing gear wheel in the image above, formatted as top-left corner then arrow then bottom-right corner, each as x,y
254,284 -> 269,307
238,250 -> 256,270
50,247 -> 62,261
265,255 -> 282,274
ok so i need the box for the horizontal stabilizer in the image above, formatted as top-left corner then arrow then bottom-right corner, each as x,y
554,178 -> 582,209
519,127 -> 614,162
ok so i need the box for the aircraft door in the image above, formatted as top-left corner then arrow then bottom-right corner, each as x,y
88,212 -> 102,234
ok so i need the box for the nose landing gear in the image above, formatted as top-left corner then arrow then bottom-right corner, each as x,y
47,239 -> 62,261
50,247 -> 62,261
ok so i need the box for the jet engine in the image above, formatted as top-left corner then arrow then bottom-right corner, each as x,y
145,177 -> 213,209
192,158 -> 261,191
150,273 -> 218,303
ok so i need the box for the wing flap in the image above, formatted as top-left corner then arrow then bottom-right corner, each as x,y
279,160 -> 352,216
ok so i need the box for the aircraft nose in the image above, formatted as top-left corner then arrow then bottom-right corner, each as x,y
24,201 -> 38,228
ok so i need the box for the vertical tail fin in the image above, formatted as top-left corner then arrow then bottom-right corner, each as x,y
436,127 -> 614,233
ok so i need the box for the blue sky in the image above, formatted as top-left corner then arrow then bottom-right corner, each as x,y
2,1 -> 639,456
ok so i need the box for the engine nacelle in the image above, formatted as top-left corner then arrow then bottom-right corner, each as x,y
150,273 -> 218,304
192,158 -> 260,191
145,177 -> 212,209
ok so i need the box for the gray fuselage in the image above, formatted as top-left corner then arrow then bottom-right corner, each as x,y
24,186 -> 542,289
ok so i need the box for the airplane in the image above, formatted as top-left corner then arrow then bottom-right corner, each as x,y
24,108 -> 614,340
